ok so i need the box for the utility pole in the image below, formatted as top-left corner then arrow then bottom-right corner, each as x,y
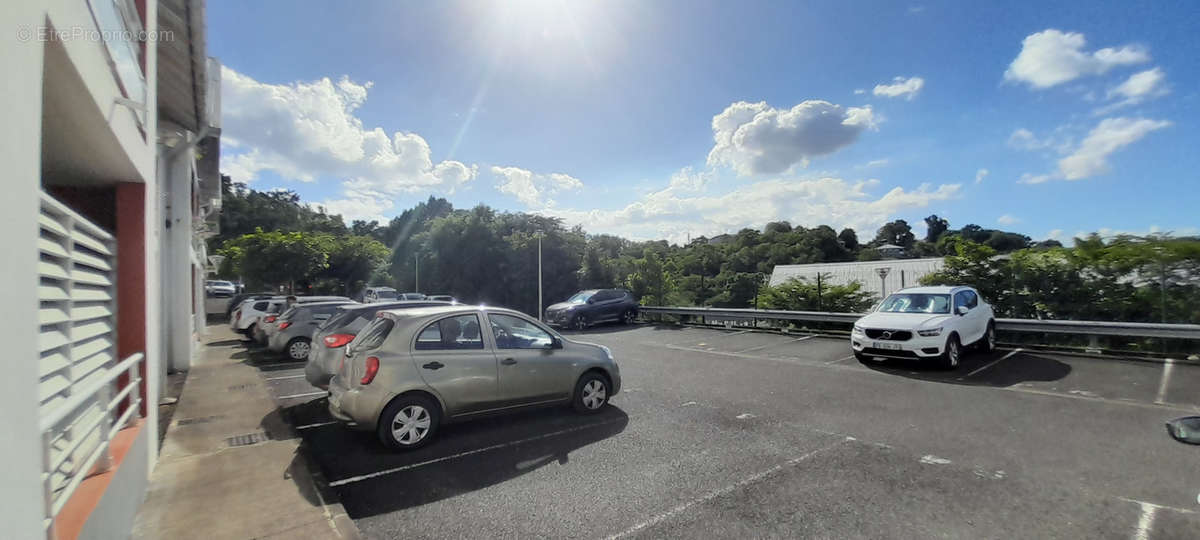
414,253 -> 419,293
537,230 -> 544,321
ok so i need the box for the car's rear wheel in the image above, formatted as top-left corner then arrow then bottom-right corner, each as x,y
243,323 -> 256,339
572,314 -> 590,331
572,372 -> 610,414
940,334 -> 961,369
378,395 -> 440,450
621,309 -> 637,324
285,337 -> 311,361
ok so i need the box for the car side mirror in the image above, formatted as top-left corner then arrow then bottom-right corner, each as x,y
586,298 -> 596,304
1166,416 -> 1200,445
549,337 -> 563,349
956,305 -> 969,316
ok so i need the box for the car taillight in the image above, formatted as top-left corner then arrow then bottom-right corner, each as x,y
361,357 -> 379,385
264,315 -> 277,323
234,309 -> 241,322
323,333 -> 355,348
278,321 -> 291,330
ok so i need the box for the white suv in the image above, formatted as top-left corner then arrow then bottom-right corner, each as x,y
230,297 -> 286,335
850,286 -> 996,369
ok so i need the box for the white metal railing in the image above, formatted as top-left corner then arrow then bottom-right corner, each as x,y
39,353 -> 144,536
638,306 -> 1200,341
37,191 -> 144,537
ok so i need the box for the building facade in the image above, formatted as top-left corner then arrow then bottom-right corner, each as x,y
1,0 -> 218,537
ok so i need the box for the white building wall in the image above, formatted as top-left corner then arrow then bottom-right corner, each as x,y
160,143 -> 198,373
769,258 -> 946,299
0,2 -> 55,536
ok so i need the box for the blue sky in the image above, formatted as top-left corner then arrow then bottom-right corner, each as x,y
210,0 -> 1199,244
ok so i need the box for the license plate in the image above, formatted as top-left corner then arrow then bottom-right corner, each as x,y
873,341 -> 902,350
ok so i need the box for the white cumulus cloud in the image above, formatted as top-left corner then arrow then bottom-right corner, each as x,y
1094,67 -> 1170,114
975,169 -> 989,184
1004,29 -> 1149,89
1018,117 -> 1170,183
545,175 -> 960,244
219,66 -> 477,194
707,100 -> 876,176
997,214 -> 1019,225
873,76 -> 925,100
491,166 -> 584,208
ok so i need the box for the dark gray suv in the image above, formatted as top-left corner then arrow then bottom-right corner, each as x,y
544,289 -> 638,330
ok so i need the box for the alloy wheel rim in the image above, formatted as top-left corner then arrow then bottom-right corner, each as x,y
623,311 -> 634,323
987,327 -> 996,349
948,340 -> 959,365
290,341 -> 310,359
581,380 -> 606,409
391,405 -> 431,445
575,316 -> 587,330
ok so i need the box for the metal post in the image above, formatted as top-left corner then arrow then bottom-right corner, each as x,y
537,233 -> 544,321
414,254 -> 419,293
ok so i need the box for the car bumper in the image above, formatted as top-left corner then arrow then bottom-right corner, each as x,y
267,331 -> 288,353
327,378 -> 380,431
850,332 -> 946,359
544,310 -> 573,327
305,346 -> 338,390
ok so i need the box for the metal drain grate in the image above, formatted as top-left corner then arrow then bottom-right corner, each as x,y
226,432 -> 268,447
228,383 -> 257,391
177,414 -> 226,426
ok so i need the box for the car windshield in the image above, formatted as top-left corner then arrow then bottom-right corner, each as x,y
877,294 -> 951,314
566,291 -> 594,304
375,290 -> 398,299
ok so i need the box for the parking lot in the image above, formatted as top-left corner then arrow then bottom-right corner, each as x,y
237,322 -> 1200,539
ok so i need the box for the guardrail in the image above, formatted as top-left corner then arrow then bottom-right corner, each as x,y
637,306 -> 1200,341
40,353 -> 144,537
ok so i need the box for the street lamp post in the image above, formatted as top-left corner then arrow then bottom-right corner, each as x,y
536,230 -> 544,321
876,267 -> 891,298
414,253 -> 419,293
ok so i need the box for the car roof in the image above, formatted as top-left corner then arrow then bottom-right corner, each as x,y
367,286 -> 396,291
894,285 -> 969,294
336,300 -> 451,313
296,296 -> 352,302
289,300 -> 356,310
376,304 -> 527,321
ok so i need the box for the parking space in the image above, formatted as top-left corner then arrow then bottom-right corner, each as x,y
233,323 -> 1200,539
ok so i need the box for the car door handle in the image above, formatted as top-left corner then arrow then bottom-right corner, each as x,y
422,362 -> 444,370
500,358 -> 517,365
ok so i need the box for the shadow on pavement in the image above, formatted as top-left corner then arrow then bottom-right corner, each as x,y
860,349 -> 1072,387
291,403 -> 629,518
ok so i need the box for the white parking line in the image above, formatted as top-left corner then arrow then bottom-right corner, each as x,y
295,421 -> 339,430
734,335 -> 814,354
960,348 -> 1023,380
327,416 -> 627,487
265,374 -> 306,381
1134,501 -> 1157,540
278,391 -> 326,400
604,438 -> 847,539
826,354 -> 856,365
1154,359 -> 1176,405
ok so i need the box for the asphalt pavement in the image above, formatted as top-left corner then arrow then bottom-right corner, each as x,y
239,323 -> 1200,539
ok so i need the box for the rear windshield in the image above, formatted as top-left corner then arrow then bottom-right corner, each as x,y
349,318 -> 394,352
253,301 -> 268,311
375,290 -> 398,299
279,307 -> 298,320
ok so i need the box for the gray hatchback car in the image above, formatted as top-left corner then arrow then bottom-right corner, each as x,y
328,305 -> 621,450
304,300 -> 451,390
267,301 -> 356,360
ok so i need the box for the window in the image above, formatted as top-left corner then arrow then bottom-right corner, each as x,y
593,290 -> 618,302
566,291 -> 594,304
349,318 -> 394,352
375,290 -> 398,299
253,301 -> 268,312
954,291 -> 975,311
964,290 -> 979,308
279,307 -> 298,320
415,314 -> 485,350
489,313 -> 554,349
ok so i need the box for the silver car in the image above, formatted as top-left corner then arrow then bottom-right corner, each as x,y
258,295 -> 353,345
328,305 -> 621,450
268,301 -> 356,360
304,300 -> 451,390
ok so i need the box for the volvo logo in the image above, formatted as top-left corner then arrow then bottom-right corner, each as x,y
881,331 -> 893,340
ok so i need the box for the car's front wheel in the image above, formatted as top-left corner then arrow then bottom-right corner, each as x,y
621,309 -> 637,324
940,334 -> 962,370
378,395 -> 440,450
285,337 -> 311,361
572,372 -> 611,414
979,322 -> 996,353
572,314 -> 590,331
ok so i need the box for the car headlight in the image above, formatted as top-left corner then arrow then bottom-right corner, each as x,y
852,324 -> 865,334
917,327 -> 943,337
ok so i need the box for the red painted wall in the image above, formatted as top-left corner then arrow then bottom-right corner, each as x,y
115,183 -> 147,416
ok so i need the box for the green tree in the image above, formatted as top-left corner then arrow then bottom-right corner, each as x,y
757,274 -> 875,312
875,219 -> 915,248
924,214 -> 949,243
